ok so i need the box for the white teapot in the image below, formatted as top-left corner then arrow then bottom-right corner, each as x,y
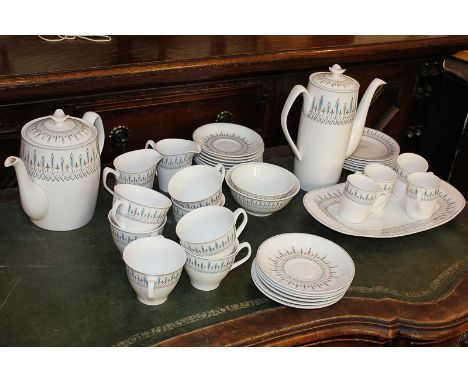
281,64 -> 386,191
4,109 -> 105,231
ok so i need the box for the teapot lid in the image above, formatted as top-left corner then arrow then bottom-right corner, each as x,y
309,64 -> 359,92
22,109 -> 97,149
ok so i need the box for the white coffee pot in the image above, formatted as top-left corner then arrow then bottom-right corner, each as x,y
281,64 -> 386,191
4,109 -> 105,231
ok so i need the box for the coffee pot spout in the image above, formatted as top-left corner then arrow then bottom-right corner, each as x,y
4,156 -> 49,221
346,78 -> 386,157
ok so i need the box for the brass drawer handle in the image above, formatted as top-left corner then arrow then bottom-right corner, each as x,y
109,125 -> 130,146
216,111 -> 233,123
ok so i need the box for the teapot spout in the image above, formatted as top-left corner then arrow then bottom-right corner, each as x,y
346,78 -> 386,157
4,156 -> 48,221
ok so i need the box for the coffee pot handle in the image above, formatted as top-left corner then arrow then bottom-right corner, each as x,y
281,85 -> 312,162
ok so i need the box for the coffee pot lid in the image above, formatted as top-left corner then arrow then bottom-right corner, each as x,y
309,64 -> 359,92
22,109 -> 97,149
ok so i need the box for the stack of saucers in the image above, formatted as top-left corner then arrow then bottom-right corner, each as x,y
193,123 -> 264,170
251,233 -> 355,309
343,127 -> 400,172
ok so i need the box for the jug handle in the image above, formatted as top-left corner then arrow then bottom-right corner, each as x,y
82,111 -> 105,154
145,140 -> 156,150
280,85 -> 312,162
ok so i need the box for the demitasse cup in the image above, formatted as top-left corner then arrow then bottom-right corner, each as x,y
123,237 -> 186,305
405,172 -> 440,220
176,206 -> 248,258
110,184 -> 172,231
168,164 -> 225,210
103,149 -> 163,194
393,153 -> 429,199
363,163 -> 397,213
145,139 -> 201,193
339,172 -> 387,223
108,211 -> 166,255
184,241 -> 252,291
172,193 -> 225,223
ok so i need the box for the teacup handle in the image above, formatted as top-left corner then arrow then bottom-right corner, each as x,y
103,167 -> 119,195
371,192 -> 388,213
145,140 -> 156,150
147,275 -> 157,299
110,199 -> 128,229
233,208 -> 248,239
215,163 -> 226,181
230,242 -> 252,271
415,188 -> 423,212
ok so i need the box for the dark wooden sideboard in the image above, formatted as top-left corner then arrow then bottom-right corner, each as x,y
1,35 -> 468,190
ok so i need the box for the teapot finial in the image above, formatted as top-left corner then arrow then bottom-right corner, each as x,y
50,109 -> 68,125
329,64 -> 346,79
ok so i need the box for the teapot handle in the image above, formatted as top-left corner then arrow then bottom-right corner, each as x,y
82,111 -> 105,154
281,85 -> 312,162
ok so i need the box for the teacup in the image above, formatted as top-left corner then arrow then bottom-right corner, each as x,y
363,163 -> 397,213
339,172 -> 387,223
405,172 -> 440,220
172,194 -> 225,223
184,241 -> 252,291
176,206 -> 248,258
110,184 -> 172,231
168,164 -> 225,210
103,149 -> 163,195
123,237 -> 186,305
145,139 -> 201,193
108,211 -> 166,255
393,153 -> 429,199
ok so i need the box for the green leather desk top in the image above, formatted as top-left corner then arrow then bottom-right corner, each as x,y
0,154 -> 467,346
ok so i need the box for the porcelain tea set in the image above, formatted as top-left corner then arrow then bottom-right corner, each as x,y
4,64 -> 465,308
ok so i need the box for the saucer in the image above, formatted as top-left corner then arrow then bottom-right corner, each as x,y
193,123 -> 264,158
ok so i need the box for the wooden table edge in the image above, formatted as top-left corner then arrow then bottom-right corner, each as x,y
154,276 -> 468,346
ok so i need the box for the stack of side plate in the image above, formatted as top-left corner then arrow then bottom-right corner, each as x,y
193,123 -> 264,170
251,233 -> 354,309
343,128 -> 400,172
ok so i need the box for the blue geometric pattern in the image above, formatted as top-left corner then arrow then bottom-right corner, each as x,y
185,255 -> 234,274
306,96 -> 357,126
20,143 -> 100,182
181,229 -> 236,256
158,153 -> 195,170
342,183 -> 376,206
126,267 -> 182,288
